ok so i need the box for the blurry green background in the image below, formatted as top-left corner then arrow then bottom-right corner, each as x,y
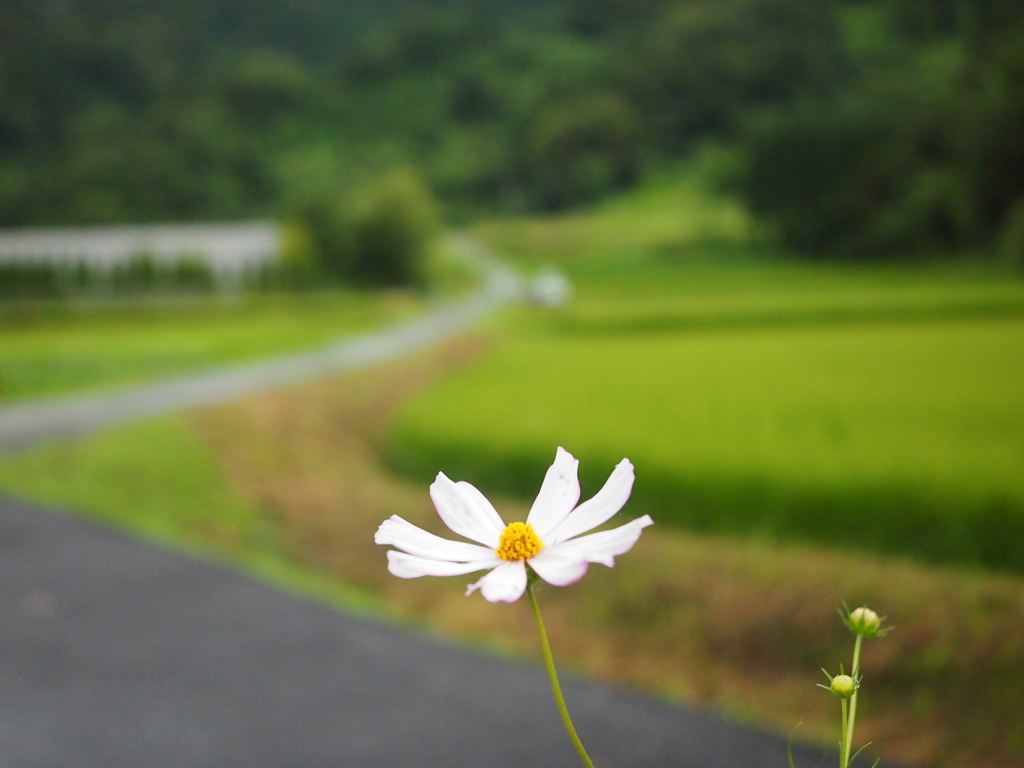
2,0 -> 1023,262
1,1 -> 1023,766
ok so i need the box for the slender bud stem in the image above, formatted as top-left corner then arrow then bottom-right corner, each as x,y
840,697 -> 849,768
844,634 -> 864,767
527,581 -> 596,768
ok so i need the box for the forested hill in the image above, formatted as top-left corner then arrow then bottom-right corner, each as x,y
2,0 -> 1022,261
0,0 -> 555,225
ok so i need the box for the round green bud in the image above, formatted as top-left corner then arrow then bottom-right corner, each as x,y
849,606 -> 881,636
830,674 -> 857,698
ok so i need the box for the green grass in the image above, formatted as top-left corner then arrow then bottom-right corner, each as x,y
0,290 -> 418,402
472,171 -> 754,266
553,257 -> 1024,334
390,259 -> 1024,571
0,414 -> 376,612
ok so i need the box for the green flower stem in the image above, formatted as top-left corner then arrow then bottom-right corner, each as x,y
840,698 -> 849,768
527,581 -> 596,768
843,635 -> 864,767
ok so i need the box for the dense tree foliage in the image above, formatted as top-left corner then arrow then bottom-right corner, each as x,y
1,0 -> 1021,260
741,0 -> 1024,258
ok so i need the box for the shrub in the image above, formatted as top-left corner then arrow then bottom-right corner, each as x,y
290,198 -> 355,282
743,101 -> 893,254
171,258 -> 215,292
526,93 -> 639,211
349,168 -> 438,288
998,197 -> 1024,272
111,253 -> 158,294
0,262 -> 59,299
0,255 -> 217,300
739,95 -> 972,257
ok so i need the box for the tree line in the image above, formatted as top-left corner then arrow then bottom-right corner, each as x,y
1,0 -> 1021,273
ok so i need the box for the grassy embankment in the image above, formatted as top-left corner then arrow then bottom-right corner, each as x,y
0,177 -> 1021,766
0,290 -> 420,402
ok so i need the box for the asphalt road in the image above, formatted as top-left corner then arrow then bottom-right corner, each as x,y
0,496 -> 836,768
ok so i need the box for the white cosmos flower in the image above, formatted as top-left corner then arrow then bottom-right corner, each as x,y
375,447 -> 653,603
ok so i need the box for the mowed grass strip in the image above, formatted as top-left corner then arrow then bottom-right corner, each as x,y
0,290 -> 419,402
390,314 -> 1024,570
0,413 -> 377,612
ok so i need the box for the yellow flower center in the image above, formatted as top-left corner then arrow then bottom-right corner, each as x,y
496,522 -> 544,561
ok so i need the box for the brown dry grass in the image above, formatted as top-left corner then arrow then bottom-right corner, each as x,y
190,336 -> 1024,768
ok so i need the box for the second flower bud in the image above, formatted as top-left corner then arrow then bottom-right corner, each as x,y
829,674 -> 858,698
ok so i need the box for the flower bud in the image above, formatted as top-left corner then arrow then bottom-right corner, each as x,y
849,606 -> 881,636
830,674 -> 858,698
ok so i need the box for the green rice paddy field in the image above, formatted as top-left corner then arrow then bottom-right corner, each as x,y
390,256 -> 1024,571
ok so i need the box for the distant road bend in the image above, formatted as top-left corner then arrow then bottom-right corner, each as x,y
0,234 -> 522,454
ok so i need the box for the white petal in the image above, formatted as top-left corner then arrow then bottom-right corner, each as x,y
544,515 -> 653,567
545,458 -> 635,545
528,551 -> 589,587
465,560 -> 527,603
430,473 -> 503,547
526,447 -> 580,538
456,481 -> 507,533
376,516 -> 496,561
387,550 -> 500,579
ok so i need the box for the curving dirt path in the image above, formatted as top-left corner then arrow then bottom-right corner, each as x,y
0,246 -> 520,454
